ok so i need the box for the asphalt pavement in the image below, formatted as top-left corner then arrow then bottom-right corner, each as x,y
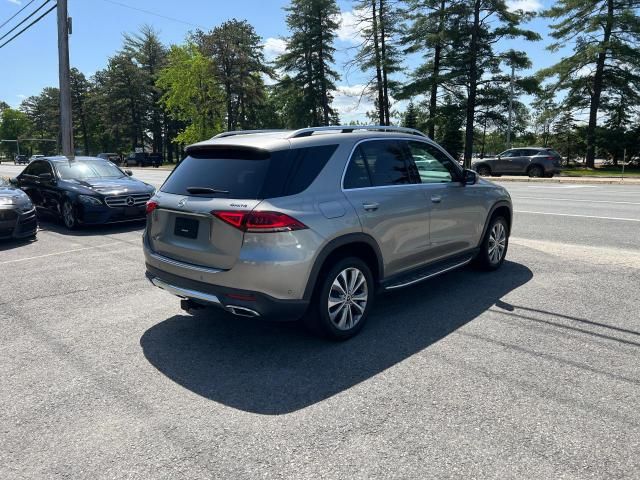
1,164 -> 639,479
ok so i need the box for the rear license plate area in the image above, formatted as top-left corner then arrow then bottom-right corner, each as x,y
174,217 -> 199,239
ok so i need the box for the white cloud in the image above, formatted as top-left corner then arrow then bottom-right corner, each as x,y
263,38 -> 287,61
335,9 -> 368,45
7,0 -> 22,5
575,65 -> 594,78
506,0 -> 543,12
332,84 -> 375,122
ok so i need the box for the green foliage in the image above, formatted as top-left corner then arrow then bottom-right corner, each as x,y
276,0 -> 341,127
0,108 -> 32,156
192,19 -> 273,131
156,44 -> 224,145
540,0 -> 640,166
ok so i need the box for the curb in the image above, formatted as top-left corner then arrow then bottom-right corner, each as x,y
489,176 -> 640,185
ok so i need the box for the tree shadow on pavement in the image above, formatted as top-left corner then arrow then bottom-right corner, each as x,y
140,261 -> 533,414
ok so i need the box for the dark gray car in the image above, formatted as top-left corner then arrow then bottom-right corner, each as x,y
0,177 -> 38,240
472,147 -> 562,178
144,126 -> 512,339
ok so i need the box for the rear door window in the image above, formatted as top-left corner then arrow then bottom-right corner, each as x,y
360,140 -> 414,187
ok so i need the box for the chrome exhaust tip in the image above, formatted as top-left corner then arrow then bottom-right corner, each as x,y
226,305 -> 260,317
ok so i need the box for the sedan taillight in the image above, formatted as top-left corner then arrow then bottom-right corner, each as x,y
212,211 -> 307,233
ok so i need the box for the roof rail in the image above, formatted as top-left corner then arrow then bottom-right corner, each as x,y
287,125 -> 428,139
213,129 -> 288,139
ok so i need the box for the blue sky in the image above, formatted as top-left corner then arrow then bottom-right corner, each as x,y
0,0 -> 560,122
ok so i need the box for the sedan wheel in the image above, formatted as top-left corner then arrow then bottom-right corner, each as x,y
62,200 -> 77,230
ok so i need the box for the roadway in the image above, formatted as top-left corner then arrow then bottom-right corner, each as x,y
0,164 -> 639,479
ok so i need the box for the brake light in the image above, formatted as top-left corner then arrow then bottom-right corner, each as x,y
146,200 -> 158,214
212,211 -> 308,232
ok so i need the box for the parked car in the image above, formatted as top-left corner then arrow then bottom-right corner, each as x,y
14,156 -> 156,229
144,126 -> 512,339
97,153 -> 122,165
125,152 -> 162,168
472,147 -> 562,177
29,154 -> 45,163
14,154 -> 29,165
0,177 -> 38,240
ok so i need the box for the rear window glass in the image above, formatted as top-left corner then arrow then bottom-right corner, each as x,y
161,145 -> 337,199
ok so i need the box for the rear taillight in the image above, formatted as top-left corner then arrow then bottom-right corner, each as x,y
212,211 -> 307,233
146,200 -> 158,214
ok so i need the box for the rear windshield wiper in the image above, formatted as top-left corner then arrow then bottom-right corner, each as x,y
186,186 -> 230,195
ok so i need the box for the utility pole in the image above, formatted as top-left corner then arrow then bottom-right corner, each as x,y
57,0 -> 74,157
506,62 -> 514,149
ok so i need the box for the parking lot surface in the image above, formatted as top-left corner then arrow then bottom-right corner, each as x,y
1,164 -> 639,479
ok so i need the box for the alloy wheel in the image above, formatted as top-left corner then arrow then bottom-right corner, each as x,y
488,222 -> 506,265
327,267 -> 368,331
63,202 -> 75,229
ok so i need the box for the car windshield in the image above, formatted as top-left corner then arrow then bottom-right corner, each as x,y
56,161 -> 125,180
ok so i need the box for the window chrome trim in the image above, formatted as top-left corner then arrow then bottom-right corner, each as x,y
340,137 -> 463,192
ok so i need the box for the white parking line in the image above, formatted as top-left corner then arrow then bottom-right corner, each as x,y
525,185 -> 598,189
514,210 -> 640,222
0,242 -> 122,265
513,196 -> 640,206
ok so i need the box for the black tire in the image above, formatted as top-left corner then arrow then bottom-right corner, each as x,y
477,165 -> 491,177
61,199 -> 78,230
528,165 -> 543,177
304,256 -> 374,340
473,216 -> 509,271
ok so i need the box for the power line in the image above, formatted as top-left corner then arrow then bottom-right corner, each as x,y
0,0 -> 38,30
0,2 -> 56,50
0,0 -> 51,42
100,0 -> 205,29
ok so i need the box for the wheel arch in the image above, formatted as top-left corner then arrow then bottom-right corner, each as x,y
303,233 -> 384,301
478,200 -> 512,248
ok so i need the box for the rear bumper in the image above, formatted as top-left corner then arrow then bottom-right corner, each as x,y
145,265 -> 309,321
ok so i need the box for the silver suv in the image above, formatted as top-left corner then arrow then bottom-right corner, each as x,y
144,126 -> 512,339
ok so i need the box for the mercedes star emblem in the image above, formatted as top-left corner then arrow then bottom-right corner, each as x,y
126,196 -> 135,207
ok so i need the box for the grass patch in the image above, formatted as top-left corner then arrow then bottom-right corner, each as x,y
561,167 -> 640,177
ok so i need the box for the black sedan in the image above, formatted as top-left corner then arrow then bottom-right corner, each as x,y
0,177 -> 38,240
14,156 -> 156,229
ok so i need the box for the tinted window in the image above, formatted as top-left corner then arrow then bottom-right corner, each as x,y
56,161 -> 125,180
280,144 -> 337,196
359,140 -> 412,187
23,161 -> 51,176
500,150 -> 518,158
407,141 -> 458,183
162,145 -> 337,199
343,147 -> 372,189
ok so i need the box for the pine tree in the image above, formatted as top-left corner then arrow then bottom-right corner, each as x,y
541,0 -> 640,168
276,0 -> 341,127
348,0 -> 403,125
192,19 -> 273,131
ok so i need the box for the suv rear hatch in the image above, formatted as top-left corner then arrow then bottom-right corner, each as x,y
146,143 -> 337,271
147,147 -> 272,270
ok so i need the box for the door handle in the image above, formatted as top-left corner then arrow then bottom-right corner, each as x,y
362,202 -> 379,212
430,195 -> 442,203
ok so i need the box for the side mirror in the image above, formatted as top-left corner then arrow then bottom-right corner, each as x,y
39,172 -> 54,182
125,169 -> 133,176
9,177 -> 19,185
463,169 -> 477,185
